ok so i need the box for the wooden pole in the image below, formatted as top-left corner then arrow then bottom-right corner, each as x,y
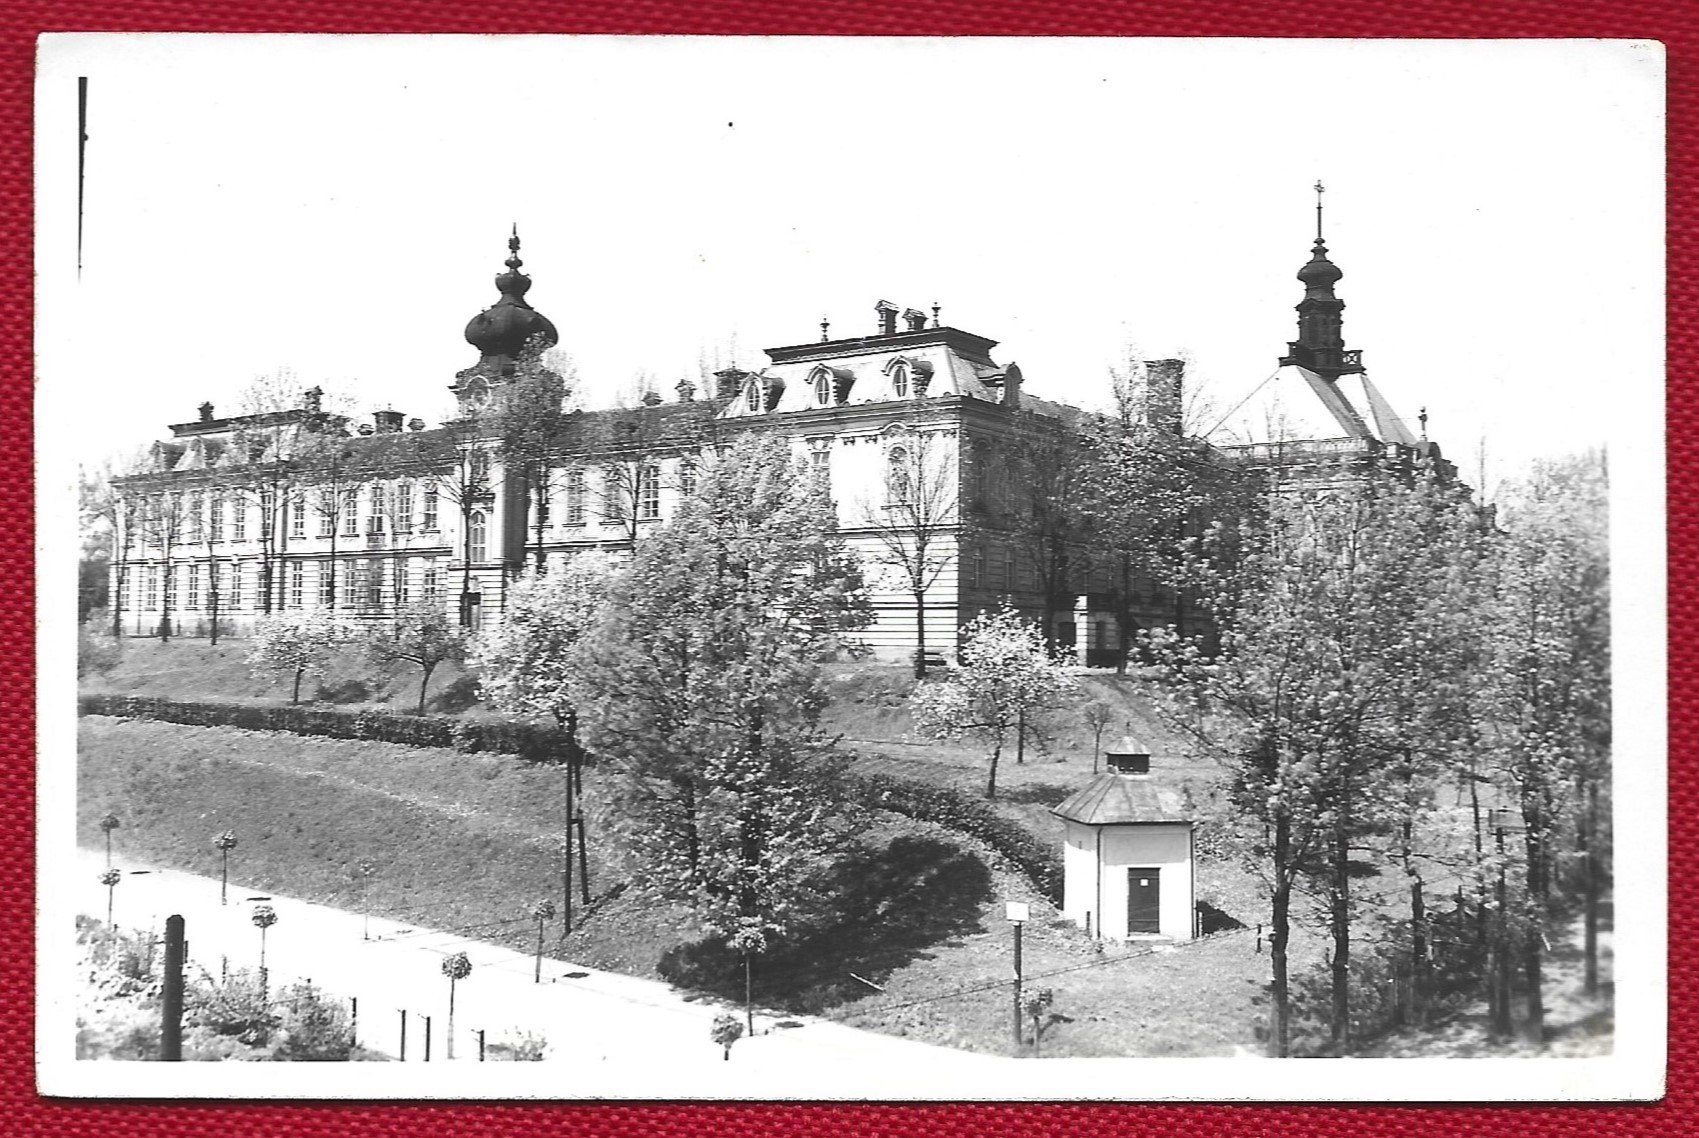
1012,921 -> 1024,1048
160,915 -> 184,1061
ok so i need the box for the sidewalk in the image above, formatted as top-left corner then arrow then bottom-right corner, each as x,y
76,847 -> 994,1070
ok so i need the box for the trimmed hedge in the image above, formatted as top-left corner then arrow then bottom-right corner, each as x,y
78,694 -> 578,762
843,770 -> 1063,904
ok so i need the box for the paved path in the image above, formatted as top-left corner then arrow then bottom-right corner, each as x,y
77,847 -> 994,1072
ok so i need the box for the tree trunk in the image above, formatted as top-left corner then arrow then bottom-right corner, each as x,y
1330,823 -> 1351,1053
111,563 -> 127,640
986,738 -> 1002,800
159,552 -> 173,642
1582,779 -> 1600,996
291,667 -> 304,705
1410,876 -> 1428,1026
1521,817 -> 1546,1043
1112,560 -> 1132,676
1269,814 -> 1292,1057
1015,709 -> 1026,765
562,740 -> 575,939
913,588 -> 928,679
533,471 -> 548,575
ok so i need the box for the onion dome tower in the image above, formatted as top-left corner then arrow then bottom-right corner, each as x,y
451,226 -> 561,415
1279,182 -> 1366,380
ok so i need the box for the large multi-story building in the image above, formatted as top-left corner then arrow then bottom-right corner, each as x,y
105,203 -> 1445,662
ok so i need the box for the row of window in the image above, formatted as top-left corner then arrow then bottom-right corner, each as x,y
119,557 -> 448,612
127,458 -> 702,548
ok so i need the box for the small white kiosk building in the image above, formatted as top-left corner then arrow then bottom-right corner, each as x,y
1052,738 -> 1196,941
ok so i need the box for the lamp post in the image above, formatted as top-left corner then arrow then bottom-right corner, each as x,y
1006,900 -> 1029,1049
251,903 -> 277,996
99,812 -> 120,866
214,830 -> 238,905
530,899 -> 556,983
356,860 -> 377,941
99,868 -> 120,927
441,951 -> 472,1059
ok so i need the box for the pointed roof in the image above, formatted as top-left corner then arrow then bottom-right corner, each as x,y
1051,773 -> 1190,826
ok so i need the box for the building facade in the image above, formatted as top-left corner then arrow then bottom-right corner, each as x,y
105,204 -> 1442,660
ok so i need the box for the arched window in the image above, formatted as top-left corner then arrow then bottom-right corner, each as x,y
886,445 -> 913,507
814,369 -> 832,406
745,378 -> 763,414
891,364 -> 909,399
468,509 -> 487,564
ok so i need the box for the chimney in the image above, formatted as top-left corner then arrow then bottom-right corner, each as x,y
356,422 -> 375,436
641,389 -> 663,407
373,409 -> 405,434
302,386 -> 324,414
197,401 -> 215,422
875,299 -> 899,336
407,418 -> 426,432
714,367 -> 751,399
1144,359 -> 1185,434
1001,363 -> 1024,409
676,377 -> 697,403
902,308 -> 928,333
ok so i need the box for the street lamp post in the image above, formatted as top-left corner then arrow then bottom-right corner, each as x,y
214,830 -> 238,906
251,903 -> 278,996
99,868 -> 120,927
1006,901 -> 1029,1050
530,899 -> 556,983
441,951 -> 472,1060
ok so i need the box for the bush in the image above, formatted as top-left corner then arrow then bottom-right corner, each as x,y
842,770 -> 1062,903
274,981 -> 355,1061
78,693 -> 580,763
188,966 -> 278,1046
486,1028 -> 550,1061
79,615 -> 124,678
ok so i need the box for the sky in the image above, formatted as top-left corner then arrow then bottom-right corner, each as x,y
37,36 -> 1664,495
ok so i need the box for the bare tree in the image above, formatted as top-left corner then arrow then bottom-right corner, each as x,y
858,427 -> 963,678
1006,414 -> 1093,652
434,412 -> 498,628
137,490 -> 188,641
80,451 -> 146,638
490,341 -> 572,574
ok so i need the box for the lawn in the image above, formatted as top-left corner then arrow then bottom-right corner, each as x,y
82,652 -> 1598,1057
78,712 -> 1289,1056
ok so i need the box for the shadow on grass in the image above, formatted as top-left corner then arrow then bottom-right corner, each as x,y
430,675 -> 482,715
657,834 -> 993,1014
314,678 -> 373,705
999,783 -> 1072,808
1196,901 -> 1246,935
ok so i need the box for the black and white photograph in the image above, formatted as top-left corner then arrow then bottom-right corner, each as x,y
35,35 -> 1665,1099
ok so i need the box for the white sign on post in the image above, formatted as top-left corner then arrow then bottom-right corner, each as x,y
1005,901 -> 1029,924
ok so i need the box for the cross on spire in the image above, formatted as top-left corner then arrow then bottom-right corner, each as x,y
1314,180 -> 1326,242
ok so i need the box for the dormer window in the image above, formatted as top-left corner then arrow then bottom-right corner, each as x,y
891,364 -> 909,399
813,369 -> 831,406
745,378 -> 762,414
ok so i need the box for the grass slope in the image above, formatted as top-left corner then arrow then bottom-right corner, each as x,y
86,639 -> 484,715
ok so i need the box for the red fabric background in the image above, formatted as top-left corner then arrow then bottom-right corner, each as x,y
5,3 -> 1685,1135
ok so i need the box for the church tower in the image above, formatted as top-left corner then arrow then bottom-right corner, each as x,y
450,227 -> 563,416
1279,182 -> 1366,380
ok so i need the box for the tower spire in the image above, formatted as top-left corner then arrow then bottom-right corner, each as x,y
1279,183 -> 1364,379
